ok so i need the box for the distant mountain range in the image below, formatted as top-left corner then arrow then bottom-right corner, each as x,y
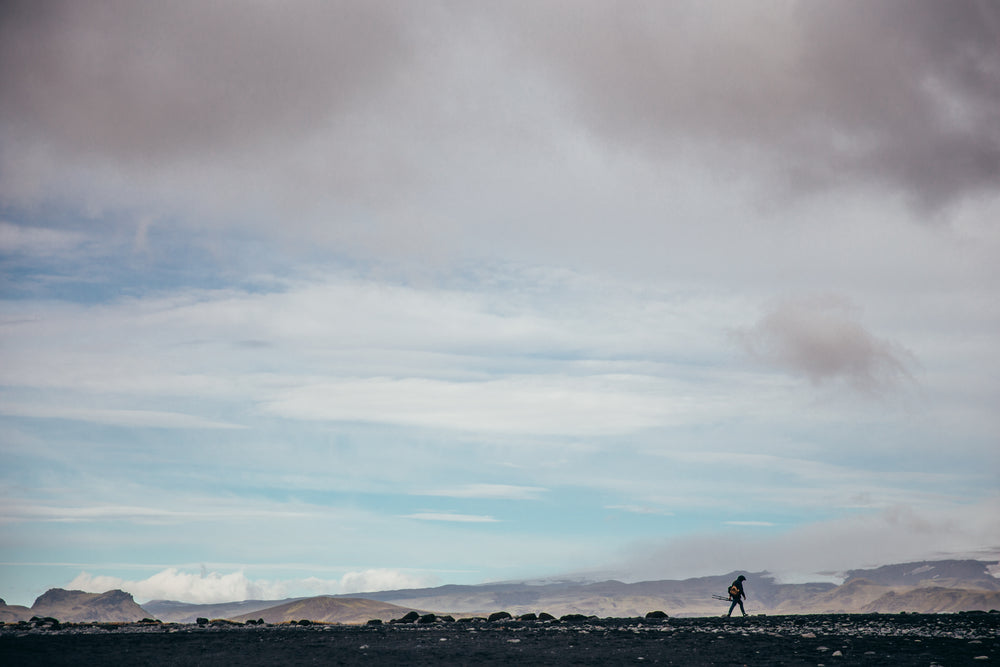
3,560 -> 998,624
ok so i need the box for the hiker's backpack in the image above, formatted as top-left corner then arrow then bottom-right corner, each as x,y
728,584 -> 740,598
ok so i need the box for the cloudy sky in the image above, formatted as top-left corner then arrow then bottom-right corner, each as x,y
1,1 -> 998,607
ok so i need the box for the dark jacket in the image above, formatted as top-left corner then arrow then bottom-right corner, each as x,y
729,577 -> 746,600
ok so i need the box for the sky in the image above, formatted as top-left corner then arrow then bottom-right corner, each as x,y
1,0 -> 998,607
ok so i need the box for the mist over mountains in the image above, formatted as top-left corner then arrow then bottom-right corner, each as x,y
3,560 -> 998,624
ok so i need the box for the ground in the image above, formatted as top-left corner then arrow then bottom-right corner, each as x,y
2,613 -> 997,666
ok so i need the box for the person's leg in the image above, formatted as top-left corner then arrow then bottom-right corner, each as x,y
727,599 -> 737,617
738,599 -> 746,616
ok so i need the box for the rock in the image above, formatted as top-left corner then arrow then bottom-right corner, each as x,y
488,611 -> 512,622
538,612 -> 556,621
391,611 -> 421,624
560,614 -> 590,623
196,617 -> 209,625
645,611 -> 668,619
518,613 -> 538,621
366,619 -> 383,626
417,614 -> 437,624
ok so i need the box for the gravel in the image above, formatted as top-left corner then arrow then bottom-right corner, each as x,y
2,612 -> 997,665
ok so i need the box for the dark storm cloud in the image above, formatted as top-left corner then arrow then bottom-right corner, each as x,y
2,1 -> 997,214
0,0 -> 414,163
736,295 -> 916,394
505,0 -> 1000,208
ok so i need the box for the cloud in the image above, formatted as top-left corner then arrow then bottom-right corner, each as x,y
735,294 -> 916,393
606,505 -> 675,517
416,484 -> 548,500
401,513 -> 500,523
67,568 -> 285,604
0,1 -> 414,165
262,375 -> 677,436
0,403 -> 245,430
503,0 -> 1000,208
0,221 -> 87,256
723,521 -> 777,527
65,567 -> 437,604
336,568 -> 439,594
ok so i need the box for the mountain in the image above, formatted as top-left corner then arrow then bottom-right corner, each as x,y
229,597 -> 428,624
844,560 -> 1000,591
772,578 -> 894,614
24,589 -> 150,623
6,559 -> 997,624
333,559 -> 1000,618
334,571 -> 838,618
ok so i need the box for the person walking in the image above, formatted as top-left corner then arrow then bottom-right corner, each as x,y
727,575 -> 747,617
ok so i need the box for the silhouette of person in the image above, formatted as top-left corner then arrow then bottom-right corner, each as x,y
727,575 -> 747,617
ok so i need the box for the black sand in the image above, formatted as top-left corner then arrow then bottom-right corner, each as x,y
3,613 -> 997,666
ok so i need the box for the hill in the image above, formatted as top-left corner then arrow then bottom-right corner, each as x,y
142,598 -> 307,624
1,589 -> 152,623
860,586 -> 1000,613
229,596 -> 428,624
0,598 -> 32,623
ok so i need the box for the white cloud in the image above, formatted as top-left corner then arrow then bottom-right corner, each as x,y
0,403 -> 244,430
67,569 -> 287,604
723,521 -> 776,527
337,569 -> 438,594
0,503 -> 320,526
401,513 -> 500,523
606,505 -> 675,516
0,222 -> 87,256
261,375 -> 679,436
416,484 -> 548,500
65,567 -> 439,604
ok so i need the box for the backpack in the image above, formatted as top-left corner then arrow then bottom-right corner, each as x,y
728,584 -> 740,598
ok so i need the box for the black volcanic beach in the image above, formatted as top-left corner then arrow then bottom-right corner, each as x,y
3,613 -> 998,666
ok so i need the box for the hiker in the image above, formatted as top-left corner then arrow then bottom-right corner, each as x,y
727,575 -> 747,617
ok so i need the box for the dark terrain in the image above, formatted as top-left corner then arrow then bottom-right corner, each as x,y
3,613 -> 997,666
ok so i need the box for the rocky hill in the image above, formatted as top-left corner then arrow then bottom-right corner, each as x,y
0,589 -> 151,623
